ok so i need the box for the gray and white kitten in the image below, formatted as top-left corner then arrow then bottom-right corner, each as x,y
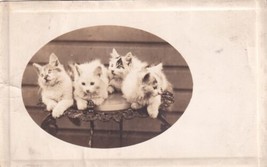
33,53 -> 73,118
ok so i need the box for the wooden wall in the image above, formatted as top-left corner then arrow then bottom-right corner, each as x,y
21,26 -> 193,147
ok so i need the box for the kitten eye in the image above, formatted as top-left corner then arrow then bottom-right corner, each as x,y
90,82 -> 95,85
117,64 -> 124,69
81,82 -> 86,86
153,85 -> 158,89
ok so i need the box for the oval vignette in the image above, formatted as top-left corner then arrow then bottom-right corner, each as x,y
21,26 -> 193,148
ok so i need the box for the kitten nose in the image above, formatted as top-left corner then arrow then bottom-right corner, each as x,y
44,75 -> 48,81
86,90 -> 90,93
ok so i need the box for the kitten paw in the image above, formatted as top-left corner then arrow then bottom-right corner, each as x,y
131,103 -> 142,109
103,90 -> 108,99
76,100 -> 88,110
93,98 -> 104,106
46,101 -> 57,111
148,110 -> 159,119
108,86 -> 115,94
137,96 -> 144,101
52,108 -> 64,118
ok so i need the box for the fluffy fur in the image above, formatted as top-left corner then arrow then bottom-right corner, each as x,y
107,48 -> 147,93
72,60 -> 109,109
33,53 -> 73,118
122,63 -> 172,118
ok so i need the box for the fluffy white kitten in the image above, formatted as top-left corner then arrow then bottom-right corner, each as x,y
107,48 -> 147,93
33,53 -> 73,118
72,60 -> 109,109
122,63 -> 171,118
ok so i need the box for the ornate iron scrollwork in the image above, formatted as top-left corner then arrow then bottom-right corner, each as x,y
65,91 -> 174,122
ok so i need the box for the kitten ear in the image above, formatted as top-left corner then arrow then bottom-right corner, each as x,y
142,73 -> 150,83
110,48 -> 119,58
33,63 -> 42,74
49,53 -> 60,66
74,63 -> 81,76
94,66 -> 102,77
155,63 -> 163,71
125,52 -> 132,65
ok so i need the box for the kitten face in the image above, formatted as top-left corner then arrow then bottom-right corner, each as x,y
141,63 -> 164,97
33,53 -> 64,87
75,62 -> 103,95
108,48 -> 132,78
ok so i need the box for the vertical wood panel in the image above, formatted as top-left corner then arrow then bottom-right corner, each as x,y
55,26 -> 165,43
29,42 -> 188,66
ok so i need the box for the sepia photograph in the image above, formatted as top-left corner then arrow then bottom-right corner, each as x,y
21,26 -> 193,148
1,1 -> 264,166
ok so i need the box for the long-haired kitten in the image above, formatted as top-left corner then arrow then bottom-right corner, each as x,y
122,63 -> 172,118
72,60 -> 109,110
107,48 -> 147,93
33,53 -> 73,118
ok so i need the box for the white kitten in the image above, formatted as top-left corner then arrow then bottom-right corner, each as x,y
33,53 -> 74,118
72,60 -> 109,109
107,48 -> 147,93
122,63 -> 171,118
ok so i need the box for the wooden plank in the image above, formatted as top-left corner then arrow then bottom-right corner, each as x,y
55,26 -> 165,43
22,86 -> 192,112
22,65 -> 39,85
22,86 -> 41,107
56,130 -> 160,148
165,68 -> 193,90
27,107 -> 182,134
165,112 -> 184,125
27,108 -> 92,130
123,117 -> 162,133
27,109 -> 50,126
172,90 -> 192,112
22,65 -> 193,90
123,112 -> 182,132
27,108 -> 119,131
29,42 -> 188,66
56,132 -> 90,147
91,131 -> 160,148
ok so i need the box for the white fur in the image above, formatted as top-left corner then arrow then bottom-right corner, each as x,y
107,48 -> 147,93
73,60 -> 109,109
33,53 -> 73,118
122,63 -> 170,118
